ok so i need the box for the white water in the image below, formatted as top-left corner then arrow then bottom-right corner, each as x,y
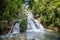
25,10 -> 45,32
0,0 -> 44,38
11,22 -> 20,34
0,21 -> 20,38
25,0 -> 45,32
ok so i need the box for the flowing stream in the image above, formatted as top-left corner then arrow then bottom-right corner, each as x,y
25,0 -> 60,40
0,0 -> 60,40
25,10 -> 45,32
25,10 -> 60,40
24,9 -> 60,40
25,0 -> 45,32
11,21 -> 20,34
0,21 -> 20,38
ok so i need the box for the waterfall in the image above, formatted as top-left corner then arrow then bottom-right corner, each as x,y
11,21 -> 20,34
0,21 -> 20,38
25,0 -> 45,32
25,10 -> 45,32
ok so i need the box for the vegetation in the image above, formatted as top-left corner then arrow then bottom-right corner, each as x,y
0,0 -> 26,34
20,17 -> 27,32
0,0 -> 60,34
28,0 -> 60,32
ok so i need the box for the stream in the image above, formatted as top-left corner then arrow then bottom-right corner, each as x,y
0,31 -> 60,40
0,0 -> 60,40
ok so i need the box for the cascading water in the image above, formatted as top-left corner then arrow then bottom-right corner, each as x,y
11,21 -> 20,34
25,0 -> 45,32
25,0 -> 60,40
25,0 -> 46,40
25,10 -> 45,32
0,0 -> 60,40
0,21 -> 20,38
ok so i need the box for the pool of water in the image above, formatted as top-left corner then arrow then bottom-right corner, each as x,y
0,31 -> 60,40
25,31 -> 60,40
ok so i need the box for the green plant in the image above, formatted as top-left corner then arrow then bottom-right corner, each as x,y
20,17 -> 27,32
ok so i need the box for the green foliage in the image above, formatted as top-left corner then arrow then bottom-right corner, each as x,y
0,0 -> 22,21
20,17 -> 27,32
0,0 -> 26,34
29,0 -> 60,28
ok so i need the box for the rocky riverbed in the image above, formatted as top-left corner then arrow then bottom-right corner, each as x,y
0,33 -> 25,40
0,31 -> 60,40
